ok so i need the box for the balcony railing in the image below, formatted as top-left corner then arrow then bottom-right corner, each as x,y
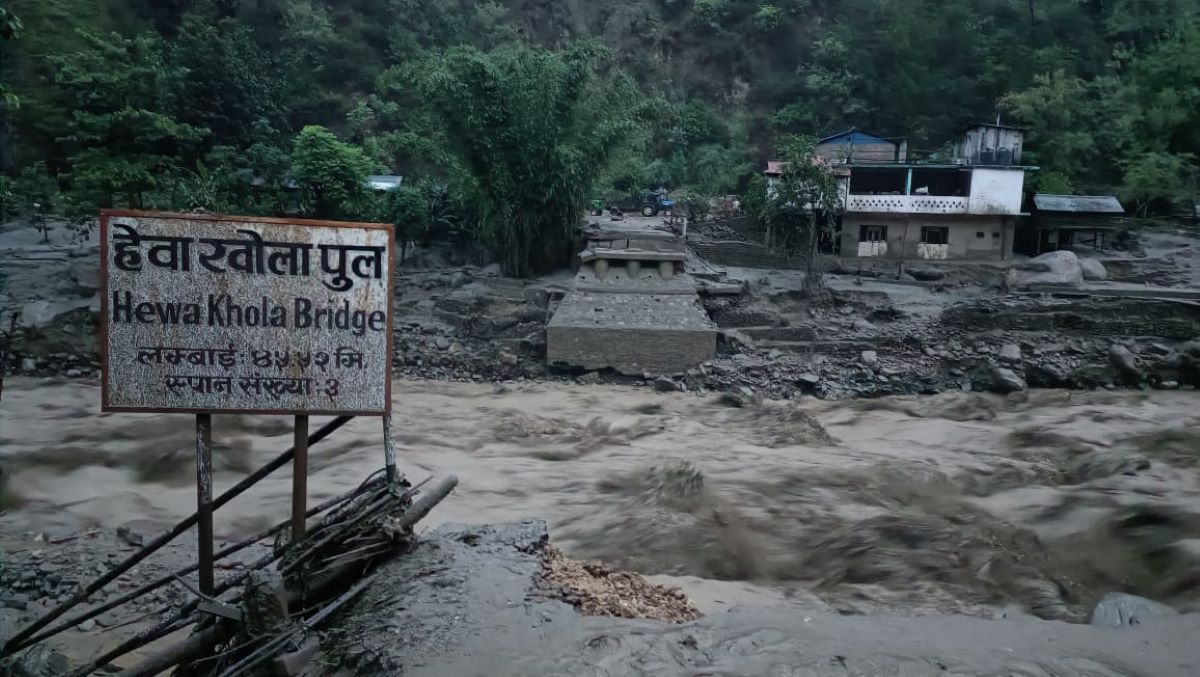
846,194 -> 970,214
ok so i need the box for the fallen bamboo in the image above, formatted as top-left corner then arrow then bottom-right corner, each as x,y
108,476 -> 456,677
1,415 -> 354,658
65,474 -> 450,675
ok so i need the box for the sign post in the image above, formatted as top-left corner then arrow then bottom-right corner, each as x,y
99,210 -> 393,590
292,414 -> 309,540
195,413 -> 215,594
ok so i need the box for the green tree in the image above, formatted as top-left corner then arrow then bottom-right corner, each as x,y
170,6 -> 283,149
1121,151 -> 1195,216
1,6 -> 22,108
50,30 -> 204,208
409,43 -> 645,276
290,125 -> 374,219
757,136 -> 842,297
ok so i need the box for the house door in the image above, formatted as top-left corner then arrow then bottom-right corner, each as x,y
857,225 -> 888,257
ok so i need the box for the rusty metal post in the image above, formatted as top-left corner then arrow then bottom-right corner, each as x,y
291,415 -> 309,541
383,411 -> 397,484
195,414 -> 214,595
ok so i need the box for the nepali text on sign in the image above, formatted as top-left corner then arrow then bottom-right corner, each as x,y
100,211 -> 393,415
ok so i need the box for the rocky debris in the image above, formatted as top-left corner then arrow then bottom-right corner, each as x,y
538,545 -> 701,623
1078,257 -> 1108,281
851,317 -> 875,332
695,224 -> 747,242
1005,250 -> 1084,288
1090,592 -> 1178,628
0,645 -> 70,676
990,366 -> 1027,394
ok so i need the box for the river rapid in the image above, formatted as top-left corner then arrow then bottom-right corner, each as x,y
2,377 -> 1199,622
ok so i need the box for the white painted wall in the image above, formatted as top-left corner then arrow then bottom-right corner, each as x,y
968,168 -> 1024,215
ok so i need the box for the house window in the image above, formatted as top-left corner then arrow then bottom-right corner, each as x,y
859,225 -> 887,242
920,226 -> 948,245
992,232 -> 1001,239
976,231 -> 985,239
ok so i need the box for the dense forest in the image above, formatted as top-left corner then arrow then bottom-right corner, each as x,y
1,0 -> 1198,273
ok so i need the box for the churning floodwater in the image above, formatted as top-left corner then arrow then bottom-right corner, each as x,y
2,377 -> 1199,621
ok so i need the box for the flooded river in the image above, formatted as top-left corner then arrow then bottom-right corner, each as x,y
2,377 -> 1199,621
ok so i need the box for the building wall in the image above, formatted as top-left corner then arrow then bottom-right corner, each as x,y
968,168 -> 1024,215
840,214 -> 1013,261
958,126 -> 1024,164
817,142 -> 897,164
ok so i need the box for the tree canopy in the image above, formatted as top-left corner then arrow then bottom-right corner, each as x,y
2,0 -> 1199,265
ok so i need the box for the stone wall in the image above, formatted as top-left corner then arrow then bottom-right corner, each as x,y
687,241 -> 791,269
942,298 -> 1200,341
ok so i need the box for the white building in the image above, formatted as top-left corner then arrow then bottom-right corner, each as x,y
769,124 -> 1034,262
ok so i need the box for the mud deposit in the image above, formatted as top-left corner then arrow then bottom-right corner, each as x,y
2,378 -> 1200,626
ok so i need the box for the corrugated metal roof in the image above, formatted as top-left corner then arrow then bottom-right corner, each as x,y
818,128 -> 894,146
1033,194 -> 1124,214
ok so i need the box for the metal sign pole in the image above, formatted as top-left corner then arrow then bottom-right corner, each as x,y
195,414 -> 215,595
292,415 -> 309,540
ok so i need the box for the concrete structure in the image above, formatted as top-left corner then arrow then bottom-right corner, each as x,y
833,125 -> 1032,262
546,224 -> 716,375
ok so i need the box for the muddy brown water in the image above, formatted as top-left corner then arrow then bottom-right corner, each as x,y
2,377 -> 1199,622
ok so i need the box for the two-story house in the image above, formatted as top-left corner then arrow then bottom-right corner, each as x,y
767,124 -> 1034,262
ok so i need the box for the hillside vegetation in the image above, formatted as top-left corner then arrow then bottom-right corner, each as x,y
1,0 -> 1198,272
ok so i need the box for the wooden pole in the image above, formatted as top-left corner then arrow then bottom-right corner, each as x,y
292,415 -> 309,541
383,411 -> 397,484
195,414 -> 214,595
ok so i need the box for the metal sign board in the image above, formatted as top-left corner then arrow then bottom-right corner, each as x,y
100,210 -> 393,415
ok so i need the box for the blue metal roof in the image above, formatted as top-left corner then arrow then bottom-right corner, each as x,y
818,128 -> 894,146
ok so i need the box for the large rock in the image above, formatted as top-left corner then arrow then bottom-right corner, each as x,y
998,343 -> 1022,362
1078,258 -> 1108,281
1005,251 -> 1084,289
906,266 -> 945,282
1108,344 -> 1141,381
990,366 -> 1027,394
1090,592 -> 1177,628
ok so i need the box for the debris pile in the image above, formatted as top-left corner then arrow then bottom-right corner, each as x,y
538,545 -> 702,623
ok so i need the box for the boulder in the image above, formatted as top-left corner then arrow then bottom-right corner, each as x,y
653,376 -> 679,393
860,350 -> 878,366
851,318 -> 875,332
989,366 -> 1026,394
1078,257 -> 1108,281
998,343 -> 1022,361
1005,250 -> 1084,289
1108,344 -> 1141,381
906,266 -> 945,282
1089,592 -> 1177,628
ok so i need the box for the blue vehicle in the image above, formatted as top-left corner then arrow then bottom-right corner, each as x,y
640,190 -> 674,217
